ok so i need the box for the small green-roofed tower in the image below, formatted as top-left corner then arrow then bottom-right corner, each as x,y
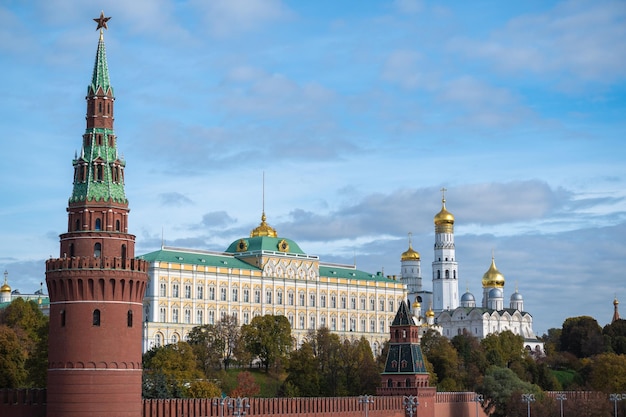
378,300 -> 436,413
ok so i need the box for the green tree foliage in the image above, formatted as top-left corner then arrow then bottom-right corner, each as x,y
284,341 -> 320,396
0,298 -> 48,388
560,316 -> 605,358
142,341 -> 203,398
451,331 -> 488,390
241,315 -> 292,372
481,330 -> 526,371
187,323 -> 226,375
603,319 -> 626,355
477,366 -> 540,417
420,329 -> 462,391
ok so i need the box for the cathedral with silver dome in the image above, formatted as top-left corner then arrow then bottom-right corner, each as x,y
400,191 -> 544,353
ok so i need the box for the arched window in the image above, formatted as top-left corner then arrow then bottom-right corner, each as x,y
116,220 -> 121,232
437,270 -> 441,279
454,270 -> 457,279
127,310 -> 133,327
387,379 -> 393,388
75,219 -> 80,231
95,218 -> 101,230
406,378 -> 412,387
445,270 -> 450,279
61,310 -> 66,327
93,309 -> 101,326
98,102 -> 102,113
69,243 -> 75,258
94,243 -> 101,258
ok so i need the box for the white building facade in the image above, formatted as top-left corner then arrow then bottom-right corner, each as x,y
140,214 -> 406,355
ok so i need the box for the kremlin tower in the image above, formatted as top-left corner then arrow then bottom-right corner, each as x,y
432,189 -> 459,312
45,12 -> 148,417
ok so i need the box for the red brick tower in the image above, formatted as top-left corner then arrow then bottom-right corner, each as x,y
378,300 -> 436,416
45,12 -> 148,417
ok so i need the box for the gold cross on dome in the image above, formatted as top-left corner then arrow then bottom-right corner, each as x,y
440,187 -> 447,202
94,11 -> 111,31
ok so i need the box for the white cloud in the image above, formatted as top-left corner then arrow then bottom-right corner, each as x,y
449,0 -> 626,86
189,0 -> 293,38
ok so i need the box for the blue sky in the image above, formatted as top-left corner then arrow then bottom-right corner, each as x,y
1,0 -> 625,335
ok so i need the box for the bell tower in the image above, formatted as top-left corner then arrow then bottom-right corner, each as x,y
45,12 -> 148,417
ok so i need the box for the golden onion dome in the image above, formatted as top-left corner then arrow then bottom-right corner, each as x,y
250,212 -> 277,238
401,244 -> 420,261
0,283 -> 10,293
426,308 -> 435,318
614,297 -> 619,306
481,257 -> 505,288
434,198 -> 455,225
412,299 -> 421,310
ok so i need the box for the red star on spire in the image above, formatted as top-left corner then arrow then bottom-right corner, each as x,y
94,11 -> 111,31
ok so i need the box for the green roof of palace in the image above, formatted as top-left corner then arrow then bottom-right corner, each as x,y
224,236 -> 306,255
138,245 -> 398,284
139,248 -> 261,271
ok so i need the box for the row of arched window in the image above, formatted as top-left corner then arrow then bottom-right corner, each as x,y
59,309 -> 133,327
72,218 -> 122,232
73,162 -> 124,184
435,269 -> 457,279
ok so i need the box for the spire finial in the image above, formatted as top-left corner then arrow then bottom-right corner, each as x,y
408,231 -> 413,247
262,171 -> 265,215
3,270 -> 7,285
440,187 -> 447,205
94,11 -> 111,39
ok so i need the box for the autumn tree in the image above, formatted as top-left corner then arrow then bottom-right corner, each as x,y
229,371 -> 261,397
0,324 -> 28,388
586,352 -> 626,393
142,341 -> 202,398
218,314 -> 240,369
0,298 -> 48,388
241,315 -> 292,372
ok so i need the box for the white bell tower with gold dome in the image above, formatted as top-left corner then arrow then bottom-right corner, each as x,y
432,189 -> 459,312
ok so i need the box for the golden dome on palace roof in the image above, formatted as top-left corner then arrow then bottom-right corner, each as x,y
401,244 -> 420,261
250,212 -> 277,238
482,257 -> 505,288
412,299 -> 421,309
426,308 -> 435,318
1,271 -> 10,293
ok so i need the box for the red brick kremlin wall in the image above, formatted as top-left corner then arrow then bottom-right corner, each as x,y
1,390 -> 491,417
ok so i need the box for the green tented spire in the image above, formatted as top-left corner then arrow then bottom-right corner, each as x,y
88,32 -> 113,96
69,28 -> 127,205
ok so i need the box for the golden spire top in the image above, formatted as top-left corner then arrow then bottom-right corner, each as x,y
250,172 -> 278,237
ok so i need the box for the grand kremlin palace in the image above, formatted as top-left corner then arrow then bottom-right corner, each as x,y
140,212 -> 406,354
